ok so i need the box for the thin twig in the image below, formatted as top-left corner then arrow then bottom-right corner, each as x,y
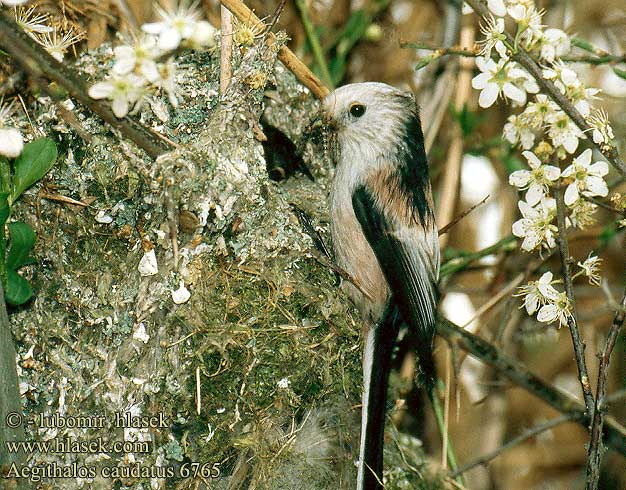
400,41 -> 478,58
436,24 -> 475,250
583,195 -> 626,215
264,0 -> 287,34
438,194 -> 490,236
436,317 -> 626,457
585,286 -> 626,490
0,11 -> 172,160
400,41 -> 626,66
219,6 -> 234,93
464,0 -> 626,178
554,185 -> 595,415
218,0 -> 330,100
449,414 -> 573,477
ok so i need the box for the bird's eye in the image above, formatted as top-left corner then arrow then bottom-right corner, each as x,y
349,103 -> 366,118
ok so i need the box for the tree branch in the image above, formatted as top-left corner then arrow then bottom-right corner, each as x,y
436,317 -> 626,458
554,186 -> 595,415
0,11 -> 173,160
464,0 -> 626,179
585,287 -> 626,490
449,414 -> 573,477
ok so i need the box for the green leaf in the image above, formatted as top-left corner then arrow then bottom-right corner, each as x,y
4,269 -> 33,306
571,37 -> 596,53
6,222 -> 36,269
0,193 -> 9,227
613,68 -> 626,81
0,156 -> 11,194
10,137 -> 57,204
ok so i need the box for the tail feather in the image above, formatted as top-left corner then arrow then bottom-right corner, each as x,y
357,307 -> 401,490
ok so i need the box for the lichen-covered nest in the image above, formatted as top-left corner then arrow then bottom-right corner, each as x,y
5,33 -> 446,490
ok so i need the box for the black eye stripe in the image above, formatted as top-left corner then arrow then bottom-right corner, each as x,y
349,103 -> 366,118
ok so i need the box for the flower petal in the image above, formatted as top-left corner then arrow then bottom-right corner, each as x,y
503,82 -> 526,104
543,165 -> 561,181
588,161 -> 608,177
564,182 -> 579,205
88,81 -> 114,99
526,182 -> 544,206
0,128 -> 24,158
537,304 -> 558,323
574,148 -> 592,167
112,97 -> 130,118
584,176 -> 608,197
509,170 -> 531,187
488,0 -> 507,16
479,84 -> 499,108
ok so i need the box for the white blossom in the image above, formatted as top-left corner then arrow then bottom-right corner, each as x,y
539,28 -> 570,62
0,0 -> 28,5
561,149 -> 609,205
277,378 -> 290,389
568,198 -> 597,229
577,254 -> 602,286
512,197 -> 557,251
543,62 -> 598,117
587,109 -> 615,151
515,271 -> 560,315
34,27 -> 84,62
546,110 -> 583,155
0,128 -> 24,158
504,114 -> 535,149
14,5 -> 53,35
478,15 -> 507,58
0,100 -> 24,158
88,73 -> 146,118
113,36 -> 160,81
142,1 -> 214,51
507,3 -> 544,46
537,291 -> 572,328
188,20 -> 217,49
472,57 -> 536,108
522,94 -> 557,128
509,150 -> 560,205
487,0 -> 506,16
153,59 -> 181,108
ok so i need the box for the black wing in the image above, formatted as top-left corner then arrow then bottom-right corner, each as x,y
352,185 -> 438,386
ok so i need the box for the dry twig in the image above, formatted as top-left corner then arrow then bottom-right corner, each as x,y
585,287 -> 626,490
554,186 -> 595,415
449,414 -> 573,477
218,0 -> 329,100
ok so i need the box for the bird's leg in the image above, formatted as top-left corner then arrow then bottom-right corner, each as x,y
357,305 -> 400,490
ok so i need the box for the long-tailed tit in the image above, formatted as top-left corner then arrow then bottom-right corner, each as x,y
319,82 -> 440,490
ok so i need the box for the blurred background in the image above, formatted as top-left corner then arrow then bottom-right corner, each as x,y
4,1 -> 625,489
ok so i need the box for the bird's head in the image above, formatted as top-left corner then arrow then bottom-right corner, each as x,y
314,82 -> 418,158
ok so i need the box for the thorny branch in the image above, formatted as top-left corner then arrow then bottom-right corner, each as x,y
585,287 -> 626,490
554,186 -> 595,415
0,11 -> 173,160
464,0 -> 626,178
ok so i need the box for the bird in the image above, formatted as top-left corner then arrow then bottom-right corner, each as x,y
319,82 -> 440,490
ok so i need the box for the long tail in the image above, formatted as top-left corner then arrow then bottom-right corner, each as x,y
357,308 -> 401,490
